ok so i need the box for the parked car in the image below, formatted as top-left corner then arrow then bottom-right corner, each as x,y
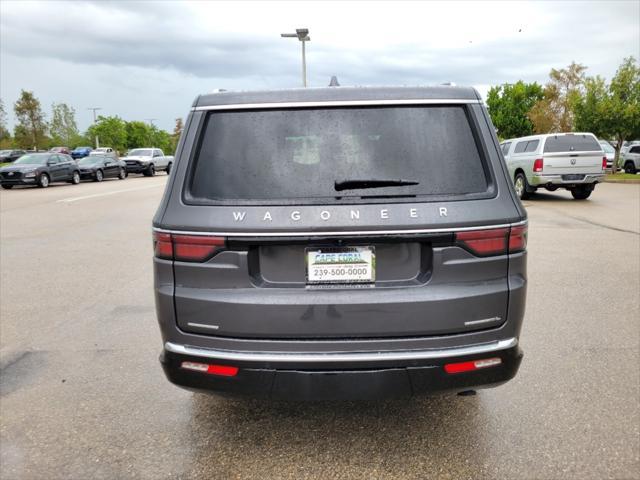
0,149 -> 27,163
152,86 -> 527,400
501,133 -> 606,200
621,145 -> 640,174
77,153 -> 127,181
71,146 -> 93,159
599,140 -> 616,171
90,147 -> 115,156
50,146 -> 71,155
0,153 -> 80,189
620,140 -> 640,156
122,148 -> 173,176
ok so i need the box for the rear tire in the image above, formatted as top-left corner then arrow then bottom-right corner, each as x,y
1,184 -> 14,190
514,173 -> 531,200
118,168 -> 126,180
38,173 -> 50,188
71,171 -> 80,184
624,161 -> 637,174
166,162 -> 172,175
94,169 -> 104,182
571,186 -> 592,200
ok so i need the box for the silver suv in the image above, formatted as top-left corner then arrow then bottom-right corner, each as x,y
152,86 -> 528,400
501,133 -> 606,200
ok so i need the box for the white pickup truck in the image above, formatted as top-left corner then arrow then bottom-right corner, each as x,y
501,133 -> 606,200
121,148 -> 174,176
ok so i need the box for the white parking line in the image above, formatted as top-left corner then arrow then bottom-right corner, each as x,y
57,183 -> 165,203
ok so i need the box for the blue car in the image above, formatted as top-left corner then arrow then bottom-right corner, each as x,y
71,146 -> 93,159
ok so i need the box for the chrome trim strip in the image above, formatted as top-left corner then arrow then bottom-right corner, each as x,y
465,316 -> 502,326
164,338 -> 517,363
153,220 -> 527,238
187,322 -> 219,330
193,99 -> 481,111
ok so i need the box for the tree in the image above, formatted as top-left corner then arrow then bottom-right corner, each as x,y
574,76 -> 611,138
574,57 -> 640,166
13,90 -> 48,149
149,126 -> 173,153
171,117 -> 184,153
608,57 -> 640,164
529,62 -> 587,133
125,120 -> 152,150
50,102 -> 81,147
486,81 -> 543,139
0,99 -> 11,148
86,116 -> 127,153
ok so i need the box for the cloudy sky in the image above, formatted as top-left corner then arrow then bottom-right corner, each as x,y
1,0 -> 638,133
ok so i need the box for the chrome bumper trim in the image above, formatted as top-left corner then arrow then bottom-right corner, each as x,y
164,338 -> 518,363
152,220 -> 527,238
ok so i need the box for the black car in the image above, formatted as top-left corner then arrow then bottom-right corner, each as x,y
77,154 -> 127,182
0,153 -> 81,189
0,149 -> 27,163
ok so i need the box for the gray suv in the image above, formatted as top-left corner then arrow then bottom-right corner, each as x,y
153,86 -> 528,400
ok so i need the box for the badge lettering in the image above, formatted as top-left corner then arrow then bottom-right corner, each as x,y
439,207 -> 448,217
233,211 -> 246,222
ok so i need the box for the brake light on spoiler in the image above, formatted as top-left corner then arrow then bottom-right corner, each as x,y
153,232 -> 226,262
456,224 -> 527,257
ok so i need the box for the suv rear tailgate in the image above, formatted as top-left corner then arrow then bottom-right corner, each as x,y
173,235 -> 509,339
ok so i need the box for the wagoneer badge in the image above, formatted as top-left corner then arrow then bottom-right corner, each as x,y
232,207 -> 448,222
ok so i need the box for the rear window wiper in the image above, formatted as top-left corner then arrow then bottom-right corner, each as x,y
334,178 -> 419,192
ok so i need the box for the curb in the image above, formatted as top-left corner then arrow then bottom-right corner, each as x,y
604,178 -> 640,184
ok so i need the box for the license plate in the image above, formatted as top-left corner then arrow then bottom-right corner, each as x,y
563,174 -> 584,181
306,246 -> 375,284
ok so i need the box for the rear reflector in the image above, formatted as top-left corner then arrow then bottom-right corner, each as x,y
533,158 -> 544,172
444,357 -> 502,374
153,231 -> 226,262
181,361 -> 239,377
456,224 -> 527,257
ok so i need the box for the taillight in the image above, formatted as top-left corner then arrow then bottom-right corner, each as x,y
444,357 -> 502,374
181,361 -> 239,377
456,228 -> 509,256
508,224 -> 528,253
153,231 -> 226,262
602,156 -> 607,170
533,158 -> 544,172
153,232 -> 173,260
456,224 -> 527,257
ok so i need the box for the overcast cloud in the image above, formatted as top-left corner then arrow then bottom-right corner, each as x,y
1,0 -> 638,132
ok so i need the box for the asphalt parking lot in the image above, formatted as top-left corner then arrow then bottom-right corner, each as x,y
0,178 -> 638,480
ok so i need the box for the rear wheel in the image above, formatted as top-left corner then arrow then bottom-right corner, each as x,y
38,173 -> 50,188
143,164 -> 156,177
624,161 -> 637,174
1,184 -> 13,190
71,171 -> 80,184
94,169 -> 104,182
571,186 -> 592,200
514,173 -> 531,200
166,162 -> 172,175
118,167 -> 126,180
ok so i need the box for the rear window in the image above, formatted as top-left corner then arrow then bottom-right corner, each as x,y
543,135 -> 601,153
187,106 -> 491,203
524,140 -> 539,152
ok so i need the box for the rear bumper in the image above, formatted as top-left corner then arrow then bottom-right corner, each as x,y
530,173 -> 604,186
160,338 -> 522,400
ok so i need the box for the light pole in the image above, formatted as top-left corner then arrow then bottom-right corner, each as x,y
145,118 -> 157,148
281,28 -> 310,87
88,107 -> 102,148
